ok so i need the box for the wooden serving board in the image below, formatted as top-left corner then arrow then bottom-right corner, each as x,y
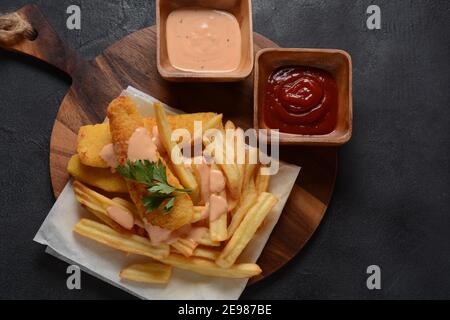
1,5 -> 337,285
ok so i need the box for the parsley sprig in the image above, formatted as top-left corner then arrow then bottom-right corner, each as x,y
116,160 -> 191,213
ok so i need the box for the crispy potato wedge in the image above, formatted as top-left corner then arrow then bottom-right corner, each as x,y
67,155 -> 128,193
77,124 -> 112,168
120,262 -> 172,284
74,219 -> 170,260
217,192 -> 278,268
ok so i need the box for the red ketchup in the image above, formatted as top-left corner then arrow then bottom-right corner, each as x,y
263,66 -> 338,135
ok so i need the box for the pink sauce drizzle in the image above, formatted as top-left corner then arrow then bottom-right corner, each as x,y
144,220 -> 208,245
209,194 -> 228,221
144,221 -> 173,246
100,143 -> 119,168
127,127 -> 158,162
187,227 -> 208,241
106,206 -> 134,230
200,203 -> 210,220
209,169 -> 226,193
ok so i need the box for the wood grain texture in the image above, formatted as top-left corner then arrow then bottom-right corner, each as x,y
1,4 -> 337,285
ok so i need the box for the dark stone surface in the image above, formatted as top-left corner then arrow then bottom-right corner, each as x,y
0,0 -> 449,299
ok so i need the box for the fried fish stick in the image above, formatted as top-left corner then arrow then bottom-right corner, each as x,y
107,96 -> 193,230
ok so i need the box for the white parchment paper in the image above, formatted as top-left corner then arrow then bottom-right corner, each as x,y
34,86 -> 301,300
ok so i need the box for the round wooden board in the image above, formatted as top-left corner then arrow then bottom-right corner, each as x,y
4,5 -> 337,286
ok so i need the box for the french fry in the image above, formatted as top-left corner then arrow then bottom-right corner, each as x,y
154,103 -> 200,203
255,167 -> 270,194
191,247 -> 220,260
227,180 -> 257,238
74,219 -> 260,278
224,120 -> 236,131
242,160 -> 258,192
209,196 -> 228,242
234,128 -> 246,192
191,114 -> 223,146
209,210 -> 227,241
73,181 -> 129,232
209,164 -> 228,242
67,154 -> 128,193
202,133 -> 241,199
192,206 -> 207,223
112,197 -> 137,214
163,254 -> 261,278
120,262 -> 172,284
197,233 -> 221,247
217,192 -> 278,268
226,194 -> 239,212
173,246 -> 220,260
74,219 -> 170,260
171,238 -> 198,257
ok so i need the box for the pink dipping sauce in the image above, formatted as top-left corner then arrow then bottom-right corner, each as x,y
209,194 -> 228,221
166,7 -> 242,73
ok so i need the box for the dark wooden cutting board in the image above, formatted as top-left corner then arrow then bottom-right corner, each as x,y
0,4 -> 337,285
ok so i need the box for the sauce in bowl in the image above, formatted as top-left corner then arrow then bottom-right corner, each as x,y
263,66 -> 338,135
166,7 -> 242,73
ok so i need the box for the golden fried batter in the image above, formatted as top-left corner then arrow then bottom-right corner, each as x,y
107,96 -> 193,230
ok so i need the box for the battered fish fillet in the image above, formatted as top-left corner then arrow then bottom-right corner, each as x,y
107,96 -> 193,230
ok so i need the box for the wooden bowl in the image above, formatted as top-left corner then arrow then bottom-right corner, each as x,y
156,0 -> 254,82
254,48 -> 353,145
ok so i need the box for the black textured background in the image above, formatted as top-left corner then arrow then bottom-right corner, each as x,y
0,0 -> 449,299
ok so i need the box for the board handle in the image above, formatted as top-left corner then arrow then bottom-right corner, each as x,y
0,4 -> 83,76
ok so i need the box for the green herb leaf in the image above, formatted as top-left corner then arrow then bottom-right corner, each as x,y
163,197 -> 176,213
148,184 -> 175,194
142,195 -> 167,212
116,159 -> 191,214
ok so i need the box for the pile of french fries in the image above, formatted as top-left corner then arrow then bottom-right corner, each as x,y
69,101 -> 278,285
